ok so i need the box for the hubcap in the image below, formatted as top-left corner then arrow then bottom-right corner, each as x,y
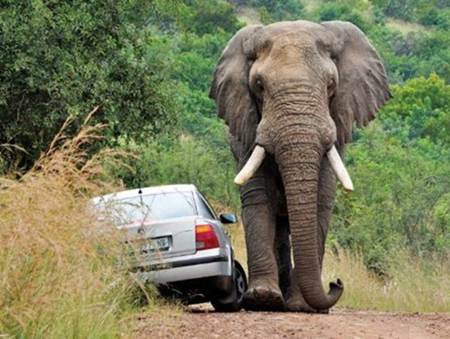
236,269 -> 246,303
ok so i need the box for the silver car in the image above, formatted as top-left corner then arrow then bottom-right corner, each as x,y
92,184 -> 247,312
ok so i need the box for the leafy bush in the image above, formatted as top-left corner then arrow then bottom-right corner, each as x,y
380,74 -> 450,145
312,2 -> 372,32
171,0 -> 242,36
256,0 -> 304,21
372,0 -> 450,24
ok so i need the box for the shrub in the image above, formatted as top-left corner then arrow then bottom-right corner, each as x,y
256,0 -> 304,21
313,2 -> 372,32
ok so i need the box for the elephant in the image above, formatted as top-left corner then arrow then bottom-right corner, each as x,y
209,21 -> 391,312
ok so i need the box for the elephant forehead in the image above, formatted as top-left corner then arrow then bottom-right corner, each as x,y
256,22 -> 334,55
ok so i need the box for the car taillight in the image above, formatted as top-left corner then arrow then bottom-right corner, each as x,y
195,224 -> 219,250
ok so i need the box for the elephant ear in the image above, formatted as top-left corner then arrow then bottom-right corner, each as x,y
209,25 -> 263,148
321,21 -> 391,145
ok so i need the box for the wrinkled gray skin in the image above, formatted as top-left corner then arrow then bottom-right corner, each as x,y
210,21 -> 391,312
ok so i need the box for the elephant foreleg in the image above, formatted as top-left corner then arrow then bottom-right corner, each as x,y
240,176 -> 284,311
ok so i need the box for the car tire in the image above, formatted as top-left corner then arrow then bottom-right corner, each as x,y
211,261 -> 247,312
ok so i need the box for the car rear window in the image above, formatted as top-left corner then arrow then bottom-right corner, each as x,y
101,192 -> 197,225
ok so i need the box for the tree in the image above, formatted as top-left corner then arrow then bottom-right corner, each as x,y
380,74 -> 450,145
0,0 -> 180,169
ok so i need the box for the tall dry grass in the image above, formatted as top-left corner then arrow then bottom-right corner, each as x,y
324,248 -> 450,312
0,110 -> 155,338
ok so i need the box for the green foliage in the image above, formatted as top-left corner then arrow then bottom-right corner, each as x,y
110,135 -> 240,211
373,0 -> 424,21
312,2 -> 372,31
173,31 -> 232,93
256,0 -> 304,22
331,74 -> 450,274
0,0 -> 180,169
372,0 -> 450,26
259,6 -> 274,24
332,122 -> 450,275
372,4 -> 387,25
177,0 -> 242,35
380,74 -> 450,145
368,26 -> 450,84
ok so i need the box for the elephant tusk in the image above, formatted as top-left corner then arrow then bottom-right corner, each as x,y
234,145 -> 266,186
326,145 -> 354,192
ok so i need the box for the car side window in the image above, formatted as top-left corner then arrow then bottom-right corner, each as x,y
197,193 -> 216,219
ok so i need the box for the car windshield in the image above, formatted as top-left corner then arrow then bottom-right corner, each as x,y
98,191 -> 197,226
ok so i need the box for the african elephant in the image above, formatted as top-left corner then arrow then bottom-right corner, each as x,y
209,21 -> 391,312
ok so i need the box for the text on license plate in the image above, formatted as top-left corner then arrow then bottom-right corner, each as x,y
141,237 -> 170,252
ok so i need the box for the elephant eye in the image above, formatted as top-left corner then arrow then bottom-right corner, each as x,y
255,79 -> 264,93
327,78 -> 336,94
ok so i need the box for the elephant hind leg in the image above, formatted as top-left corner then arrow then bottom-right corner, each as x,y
276,215 -> 321,313
285,268 -> 316,313
275,215 -> 292,299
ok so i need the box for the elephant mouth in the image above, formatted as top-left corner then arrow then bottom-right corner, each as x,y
234,144 -> 354,192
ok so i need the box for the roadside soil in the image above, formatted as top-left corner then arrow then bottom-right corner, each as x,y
135,304 -> 450,339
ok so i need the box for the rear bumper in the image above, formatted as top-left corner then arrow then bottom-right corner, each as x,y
135,248 -> 233,284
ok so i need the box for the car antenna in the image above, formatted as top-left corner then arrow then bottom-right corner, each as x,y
137,176 -> 143,204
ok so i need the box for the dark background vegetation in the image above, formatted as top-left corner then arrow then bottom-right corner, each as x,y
1,0 -> 450,275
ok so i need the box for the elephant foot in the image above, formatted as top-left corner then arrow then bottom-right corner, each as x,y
285,296 -> 329,314
285,269 -> 315,313
243,286 -> 285,311
285,296 -> 316,313
285,270 -> 328,313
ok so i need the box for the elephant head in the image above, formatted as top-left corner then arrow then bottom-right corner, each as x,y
210,21 -> 390,310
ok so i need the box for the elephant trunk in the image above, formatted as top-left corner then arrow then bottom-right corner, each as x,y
276,131 -> 343,311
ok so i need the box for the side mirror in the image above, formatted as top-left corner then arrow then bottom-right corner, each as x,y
219,213 -> 238,224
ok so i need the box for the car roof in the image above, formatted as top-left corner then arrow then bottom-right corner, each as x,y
92,184 -> 198,204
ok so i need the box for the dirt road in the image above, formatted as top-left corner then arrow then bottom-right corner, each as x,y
136,305 -> 450,339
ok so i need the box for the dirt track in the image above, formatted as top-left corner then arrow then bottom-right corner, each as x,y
136,304 -> 450,339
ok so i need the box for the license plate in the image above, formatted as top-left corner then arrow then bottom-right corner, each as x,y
141,237 -> 170,252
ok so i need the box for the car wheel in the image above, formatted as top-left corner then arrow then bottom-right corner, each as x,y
211,261 -> 247,312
